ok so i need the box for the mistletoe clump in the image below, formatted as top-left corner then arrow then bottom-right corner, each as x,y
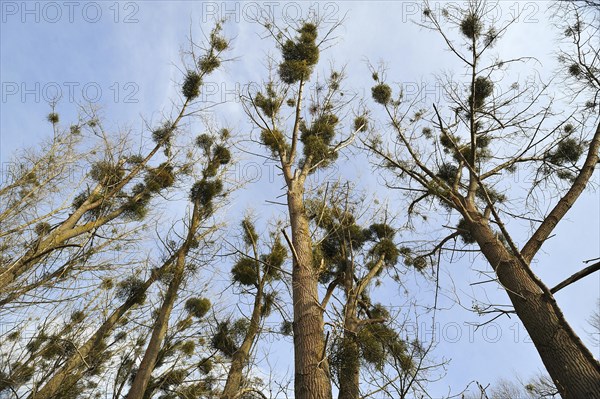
365,223 -> 399,267
199,53 -> 220,74
568,63 -> 582,78
195,134 -> 214,152
204,144 -> 231,178
460,13 -> 483,39
456,218 -> 476,244
115,276 -> 147,304
184,297 -> 211,319
358,323 -> 408,371
261,291 -> 277,316
210,30 -> 228,52
189,179 -> 223,208
182,70 -> 202,100
261,237 -> 287,280
212,145 -> 231,167
211,320 -> 247,357
369,238 -> 399,266
368,223 -> 395,241
47,112 -> 59,124
197,357 -> 213,374
279,23 -> 320,84
144,163 -> 175,193
354,115 -> 369,132
300,113 -> 339,167
371,83 -> 392,105
90,161 -> 125,187
437,163 -> 459,185
260,128 -> 288,157
330,336 -> 360,380
546,137 -> 584,165
151,123 -> 175,145
123,183 -> 152,221
231,258 -> 258,286
34,222 -> 52,236
241,218 -> 259,246
468,76 -> 493,110
254,86 -> 282,119
189,132 -> 231,208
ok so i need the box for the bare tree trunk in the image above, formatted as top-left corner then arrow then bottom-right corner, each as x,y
288,186 -> 332,399
127,196 -> 203,399
221,287 -> 263,399
466,212 -> 600,398
337,254 -> 384,399
126,252 -> 186,399
338,298 -> 360,399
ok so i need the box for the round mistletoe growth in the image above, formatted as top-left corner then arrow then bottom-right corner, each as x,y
34,222 -> 52,236
278,23 -> 320,84
184,297 -> 211,319
436,163 -> 459,184
547,138 -> 584,165
195,133 -> 214,152
47,112 -> 59,124
354,116 -> 369,132
152,123 -> 174,144
210,33 -> 228,52
568,63 -> 582,77
469,76 -> 493,109
372,83 -> 392,105
182,70 -> 202,100
199,54 -> 220,74
212,144 -> 231,165
144,163 -> 175,192
460,13 -> 483,39
231,258 -> 258,286
190,179 -> 223,206
260,128 -> 287,156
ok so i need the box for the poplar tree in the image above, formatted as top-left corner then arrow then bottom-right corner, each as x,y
367,1 -> 600,397
241,19 -> 365,399
217,218 -> 287,399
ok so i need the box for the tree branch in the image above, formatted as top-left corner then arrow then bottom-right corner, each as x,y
521,120 -> 600,263
551,261 -> 600,294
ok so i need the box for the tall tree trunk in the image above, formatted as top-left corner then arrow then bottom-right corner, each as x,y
126,188 -> 204,398
338,304 -> 360,399
287,186 -> 332,399
337,254 -> 384,399
466,211 -> 600,398
221,286 -> 263,399
126,253 -> 186,399
337,329 -> 360,399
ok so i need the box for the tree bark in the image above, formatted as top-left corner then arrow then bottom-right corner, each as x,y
337,330 -> 360,399
338,281 -> 360,399
287,185 -> 332,399
337,255 -> 384,399
221,284 -> 263,399
126,251 -> 186,399
465,211 -> 600,398
127,196 -> 202,399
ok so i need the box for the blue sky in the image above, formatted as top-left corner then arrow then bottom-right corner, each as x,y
1,1 -> 599,397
